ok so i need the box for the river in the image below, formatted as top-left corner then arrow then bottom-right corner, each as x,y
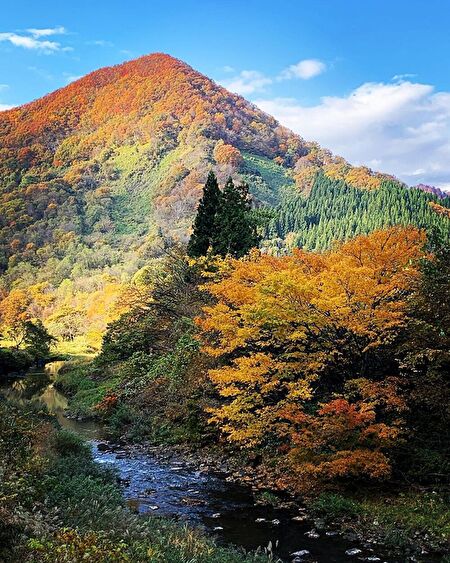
0,364 -> 408,563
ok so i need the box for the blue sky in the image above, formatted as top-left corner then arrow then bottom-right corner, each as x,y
1,0 -> 450,188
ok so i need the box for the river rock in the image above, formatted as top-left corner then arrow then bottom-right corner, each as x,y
345,548 -> 362,556
292,515 -> 307,522
255,518 -> 266,523
97,442 -> 111,452
271,519 -> 281,525
291,550 -> 310,557
181,497 -> 206,506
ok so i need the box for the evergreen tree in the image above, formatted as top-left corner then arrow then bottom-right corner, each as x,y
187,171 -> 221,257
264,171 -> 450,253
212,178 -> 259,257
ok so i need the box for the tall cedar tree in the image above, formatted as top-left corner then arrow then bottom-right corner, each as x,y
187,172 -> 221,257
212,178 -> 259,257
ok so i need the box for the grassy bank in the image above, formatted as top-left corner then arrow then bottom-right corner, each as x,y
54,360 -> 450,560
0,399 -> 270,563
308,491 -> 450,558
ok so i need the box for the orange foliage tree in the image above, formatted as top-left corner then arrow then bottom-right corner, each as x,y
198,227 -> 426,489
213,141 -> 243,167
0,289 -> 31,347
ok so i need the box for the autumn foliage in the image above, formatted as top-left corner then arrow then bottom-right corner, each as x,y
198,227 -> 426,488
213,141 -> 243,167
429,200 -> 450,218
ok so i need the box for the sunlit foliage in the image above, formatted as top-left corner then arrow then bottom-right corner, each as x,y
199,227 -> 427,488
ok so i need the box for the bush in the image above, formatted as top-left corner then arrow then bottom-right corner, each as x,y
51,429 -> 90,457
55,363 -> 119,417
310,493 -> 363,520
0,347 -> 33,375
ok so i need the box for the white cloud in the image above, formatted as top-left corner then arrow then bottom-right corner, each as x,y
221,70 -> 272,95
221,58 -> 326,95
0,29 -> 71,53
279,59 -> 326,80
86,39 -> 114,47
392,73 -> 417,82
255,80 -> 450,188
26,26 -> 67,38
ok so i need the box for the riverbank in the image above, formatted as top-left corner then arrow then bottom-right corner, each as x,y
52,357 -> 450,562
5,367 -> 447,562
0,368 -> 411,563
94,439 -> 450,562
0,398 -> 276,563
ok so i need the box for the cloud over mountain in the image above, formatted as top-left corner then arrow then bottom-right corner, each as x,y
256,80 -> 450,189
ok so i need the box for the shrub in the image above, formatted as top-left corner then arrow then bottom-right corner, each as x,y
51,429 -> 90,457
310,493 -> 363,520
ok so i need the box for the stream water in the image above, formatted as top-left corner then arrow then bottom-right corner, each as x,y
0,365 -> 412,563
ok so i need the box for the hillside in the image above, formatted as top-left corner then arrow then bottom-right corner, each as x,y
0,53 -> 449,349
414,183 -> 450,199
0,53 -> 305,263
0,54 -> 408,279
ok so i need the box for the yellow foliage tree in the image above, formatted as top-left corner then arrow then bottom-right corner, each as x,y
198,227 -> 426,487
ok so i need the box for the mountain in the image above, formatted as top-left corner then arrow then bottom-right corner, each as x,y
0,53 -> 306,252
414,183 -> 450,200
0,53 -> 449,315
0,54 -> 402,277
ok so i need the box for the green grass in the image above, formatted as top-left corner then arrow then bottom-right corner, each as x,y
54,361 -> 119,417
360,492 -> 450,551
242,152 -> 294,205
310,492 -> 363,520
308,490 -> 450,554
107,143 -> 156,236
254,491 -> 281,507
107,143 -> 192,237
53,336 -> 97,357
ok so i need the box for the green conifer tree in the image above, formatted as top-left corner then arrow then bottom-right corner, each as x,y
212,178 -> 259,257
187,171 -> 221,257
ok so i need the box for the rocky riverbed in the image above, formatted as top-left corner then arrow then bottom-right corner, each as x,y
1,367 -> 442,563
90,440 -> 405,563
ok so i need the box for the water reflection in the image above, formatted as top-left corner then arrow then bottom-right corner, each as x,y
0,364 -> 403,563
0,362 -> 103,440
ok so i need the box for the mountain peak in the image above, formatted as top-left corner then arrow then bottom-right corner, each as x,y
414,183 -> 449,200
1,51 -> 297,158
0,52 -> 448,319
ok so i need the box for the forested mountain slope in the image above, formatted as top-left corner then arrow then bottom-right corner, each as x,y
0,53 -> 448,349
264,173 -> 450,251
